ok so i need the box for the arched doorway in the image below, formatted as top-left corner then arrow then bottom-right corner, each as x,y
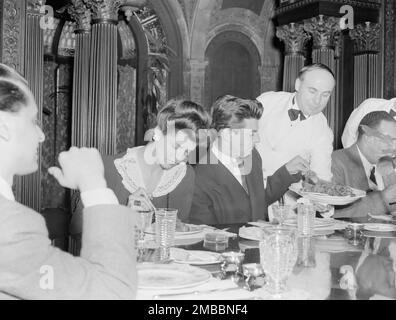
205,31 -> 261,108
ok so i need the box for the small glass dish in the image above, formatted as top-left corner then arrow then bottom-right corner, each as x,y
203,232 -> 228,252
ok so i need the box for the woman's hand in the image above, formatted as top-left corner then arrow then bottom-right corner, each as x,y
128,188 -> 156,212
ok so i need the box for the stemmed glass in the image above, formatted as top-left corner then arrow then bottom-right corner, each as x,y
259,226 -> 298,296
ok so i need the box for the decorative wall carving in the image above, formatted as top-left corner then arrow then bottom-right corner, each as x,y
350,22 -> 381,53
2,0 -> 23,71
58,21 -> 77,57
303,15 -> 341,49
276,0 -> 381,14
83,0 -> 124,22
27,0 -> 45,14
276,22 -> 310,54
69,0 -> 91,32
118,20 -> 136,59
117,65 -> 137,153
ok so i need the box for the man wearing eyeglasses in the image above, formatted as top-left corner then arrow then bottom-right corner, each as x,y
332,111 -> 396,219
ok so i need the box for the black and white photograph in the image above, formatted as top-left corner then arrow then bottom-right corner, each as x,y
0,0 -> 396,304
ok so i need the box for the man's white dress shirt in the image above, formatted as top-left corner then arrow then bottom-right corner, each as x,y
356,145 -> 384,191
256,91 -> 334,181
342,97 -> 396,148
212,142 -> 244,187
0,176 -> 15,202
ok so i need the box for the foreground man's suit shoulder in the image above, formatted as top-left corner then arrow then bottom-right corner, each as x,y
0,195 -> 137,300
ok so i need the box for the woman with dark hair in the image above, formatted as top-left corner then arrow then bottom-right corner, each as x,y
70,98 -> 211,238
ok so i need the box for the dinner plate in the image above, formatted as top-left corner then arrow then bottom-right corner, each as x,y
363,223 -> 396,232
289,184 -> 366,205
368,213 -> 395,222
145,224 -> 203,236
137,263 -> 212,290
170,248 -> 222,265
283,218 -> 335,228
238,226 -> 331,241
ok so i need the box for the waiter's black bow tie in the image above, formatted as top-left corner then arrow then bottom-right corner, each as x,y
389,109 -> 396,118
288,109 -> 306,121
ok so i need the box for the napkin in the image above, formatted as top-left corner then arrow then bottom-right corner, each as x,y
288,252 -> 332,300
137,278 -> 257,300
170,248 -> 220,263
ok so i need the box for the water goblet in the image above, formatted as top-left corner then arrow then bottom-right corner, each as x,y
259,226 -> 298,295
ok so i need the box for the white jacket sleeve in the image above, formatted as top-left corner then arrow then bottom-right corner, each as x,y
309,119 -> 334,181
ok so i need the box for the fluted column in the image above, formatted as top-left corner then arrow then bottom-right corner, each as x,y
276,23 -> 310,92
13,0 -> 45,211
304,15 -> 341,133
69,0 -> 91,147
83,0 -> 124,155
350,22 -> 381,108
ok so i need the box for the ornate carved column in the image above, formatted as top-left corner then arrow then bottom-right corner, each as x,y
350,22 -> 381,108
83,0 -> 124,154
69,0 -> 91,148
0,0 -> 26,73
304,15 -> 340,133
12,0 -> 45,210
276,22 -> 310,92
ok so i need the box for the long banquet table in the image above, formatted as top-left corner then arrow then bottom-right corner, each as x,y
138,219 -> 396,300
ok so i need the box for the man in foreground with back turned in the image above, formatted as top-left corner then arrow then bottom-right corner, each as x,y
0,64 -> 137,299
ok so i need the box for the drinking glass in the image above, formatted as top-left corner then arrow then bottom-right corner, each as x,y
136,210 -> 154,247
296,236 -> 316,268
155,208 -> 178,260
297,203 -> 315,236
272,204 -> 291,226
259,226 -> 298,295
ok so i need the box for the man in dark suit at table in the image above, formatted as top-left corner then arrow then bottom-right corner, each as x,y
332,111 -> 396,219
188,95 -> 308,225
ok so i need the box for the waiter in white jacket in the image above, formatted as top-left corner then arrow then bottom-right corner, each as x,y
256,63 -> 335,181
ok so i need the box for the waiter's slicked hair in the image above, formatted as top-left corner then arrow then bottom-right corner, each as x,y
298,63 -> 335,80
210,95 -> 263,131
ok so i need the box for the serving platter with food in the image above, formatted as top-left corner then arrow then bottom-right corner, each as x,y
289,179 -> 366,206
